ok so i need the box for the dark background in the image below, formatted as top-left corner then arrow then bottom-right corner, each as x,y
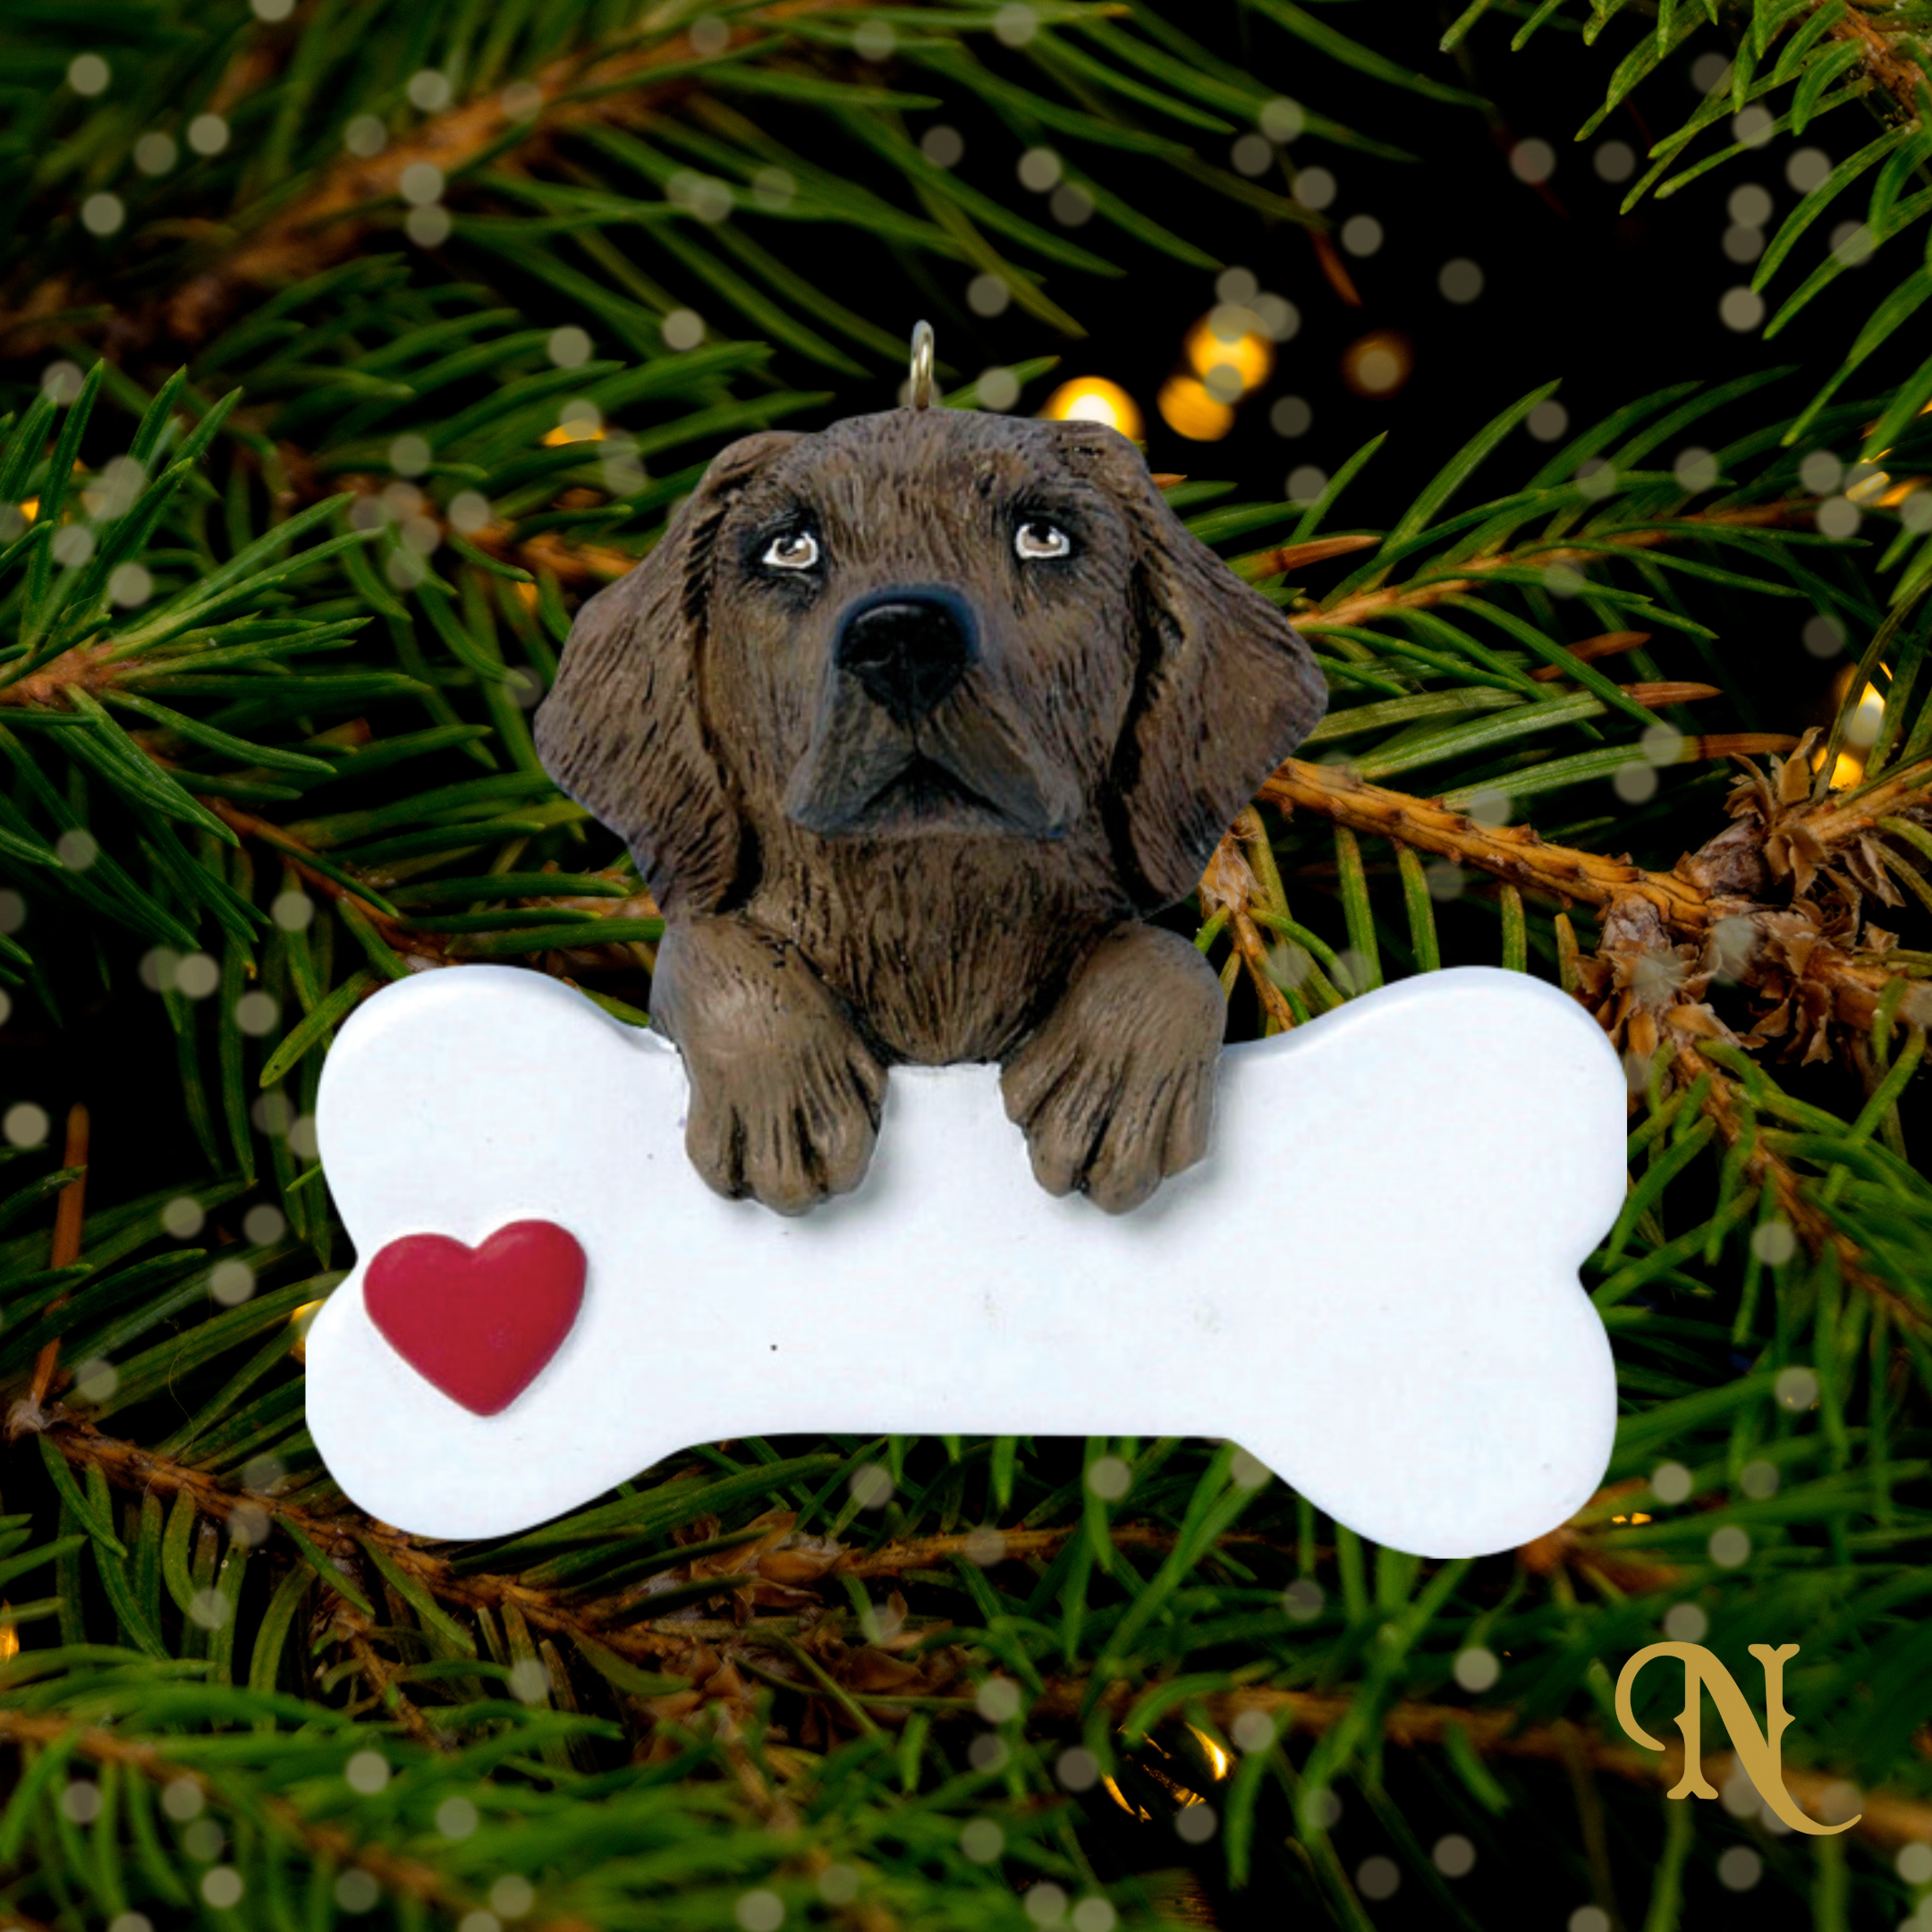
915,3 -> 1884,551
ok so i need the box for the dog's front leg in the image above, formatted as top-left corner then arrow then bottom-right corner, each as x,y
650,915 -> 886,1215
1000,922 -> 1224,1214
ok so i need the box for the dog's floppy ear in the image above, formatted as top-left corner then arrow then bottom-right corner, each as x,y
1070,424 -> 1328,908
535,431 -> 799,915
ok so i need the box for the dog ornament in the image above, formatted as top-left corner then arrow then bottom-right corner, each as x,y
305,341 -> 1627,1556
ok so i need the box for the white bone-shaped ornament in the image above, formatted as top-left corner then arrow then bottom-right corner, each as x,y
303,964 -> 1625,1557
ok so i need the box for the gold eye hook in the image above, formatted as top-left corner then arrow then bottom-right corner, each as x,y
910,319 -> 935,411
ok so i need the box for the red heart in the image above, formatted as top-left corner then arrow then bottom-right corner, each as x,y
364,1221 -> 585,1417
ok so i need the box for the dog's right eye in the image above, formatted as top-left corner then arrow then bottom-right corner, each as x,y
760,530 -> 820,572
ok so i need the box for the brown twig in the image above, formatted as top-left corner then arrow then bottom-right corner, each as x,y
0,1708 -> 556,1927
1825,3 -> 1929,120
3,0 -> 865,362
26,1106 -> 88,1414
1038,1682 -> 1931,1851
1296,504 -> 1820,634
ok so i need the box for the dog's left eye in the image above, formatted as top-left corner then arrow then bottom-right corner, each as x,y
760,529 -> 820,571
1014,519 -> 1072,562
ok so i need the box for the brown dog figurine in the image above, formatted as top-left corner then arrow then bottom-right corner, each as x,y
534,405 -> 1326,1215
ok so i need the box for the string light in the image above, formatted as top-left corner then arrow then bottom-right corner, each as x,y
1825,661 -> 1887,789
1040,377 -> 1145,443
1183,307 -> 1274,400
1156,376 -> 1233,442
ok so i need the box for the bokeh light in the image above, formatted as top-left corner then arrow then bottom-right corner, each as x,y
1156,375 -> 1233,442
1341,330 -> 1413,398
1040,377 -> 1145,442
1182,306 -> 1275,399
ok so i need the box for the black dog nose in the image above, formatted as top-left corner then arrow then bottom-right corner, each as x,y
835,593 -> 976,723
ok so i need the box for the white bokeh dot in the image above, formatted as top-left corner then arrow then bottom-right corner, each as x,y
920,124 -> 963,168
975,1675 -> 1022,1724
1453,1645 -> 1499,1692
960,1818 -> 1004,1863
234,990 -> 279,1037
201,1868 -> 243,1909
344,1750 -> 389,1795
210,1259 -> 256,1307
1271,395 -> 1312,438
406,205 -> 452,247
1720,287 -> 1765,332
162,1776 -> 204,1820
1716,1845 -> 1762,1891
188,114 -> 230,156
1708,1524 -> 1751,1568
489,1876 -> 534,1919
1509,139 -> 1555,184
1651,1460 -> 1693,1504
1231,134 -> 1273,178
1786,148 -> 1831,193
849,1462 -> 893,1510
1439,258 -> 1483,303
335,1870 -> 380,1914
1174,1802 -> 1216,1844
1775,1366 -> 1819,1411
735,1892 -> 783,1932
1357,1856 -> 1400,1900
407,69 -> 453,112
1024,1884 -> 1068,1926
1283,1579 -> 1324,1623
967,275 -> 1011,318
993,4 -> 1038,46
243,1203 -> 286,1245
1527,399 -> 1568,442
1292,166 -> 1335,211
70,54 -> 112,96
3,1103 -> 49,1148
1259,97 -> 1303,142
1663,1601 -> 1708,1642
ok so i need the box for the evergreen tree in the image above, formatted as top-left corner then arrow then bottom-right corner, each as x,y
2,1 -> 1931,1926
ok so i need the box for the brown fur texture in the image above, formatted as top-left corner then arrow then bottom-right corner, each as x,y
535,408 -> 1326,1214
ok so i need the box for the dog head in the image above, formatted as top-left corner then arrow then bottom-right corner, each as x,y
536,409 -> 1326,915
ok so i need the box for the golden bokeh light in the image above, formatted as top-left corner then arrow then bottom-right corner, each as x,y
1157,375 -> 1233,443
1039,377 -> 1145,443
542,420 -> 607,447
289,1298 -> 326,1358
1340,329 -> 1414,400
1183,306 -> 1274,401
1825,662 -> 1886,790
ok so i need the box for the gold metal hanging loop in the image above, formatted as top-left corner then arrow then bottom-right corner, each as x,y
909,320 -> 935,410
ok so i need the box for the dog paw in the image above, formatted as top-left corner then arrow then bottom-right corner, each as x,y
1001,926 -> 1223,1214
682,1036 -> 886,1215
